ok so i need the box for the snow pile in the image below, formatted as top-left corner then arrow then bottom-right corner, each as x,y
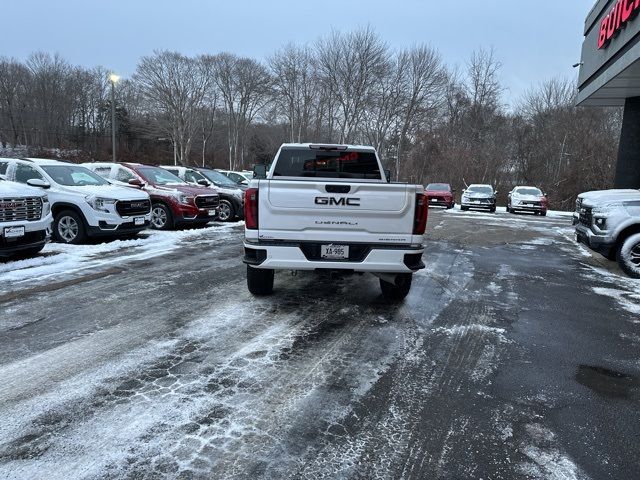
1,223 -> 242,292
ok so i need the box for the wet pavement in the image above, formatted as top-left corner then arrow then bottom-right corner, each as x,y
0,209 -> 639,479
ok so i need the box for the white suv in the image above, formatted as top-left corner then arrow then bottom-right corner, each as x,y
0,158 -> 152,244
0,177 -> 53,258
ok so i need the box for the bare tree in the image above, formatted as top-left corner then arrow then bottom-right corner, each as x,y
316,27 -> 388,143
134,51 -> 212,165
269,44 -> 318,143
209,53 -> 271,170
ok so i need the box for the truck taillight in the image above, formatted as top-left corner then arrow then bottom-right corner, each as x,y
245,188 -> 259,230
413,193 -> 428,235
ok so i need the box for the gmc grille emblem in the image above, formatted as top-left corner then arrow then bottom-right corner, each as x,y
0,201 -> 23,209
314,197 -> 361,206
130,203 -> 146,208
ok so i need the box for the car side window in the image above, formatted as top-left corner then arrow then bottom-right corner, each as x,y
115,167 -> 135,182
93,166 -> 112,178
14,163 -> 44,183
166,169 -> 180,177
184,170 -> 200,183
0,161 -> 8,175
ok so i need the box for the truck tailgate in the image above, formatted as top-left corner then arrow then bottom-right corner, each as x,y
259,180 -> 416,244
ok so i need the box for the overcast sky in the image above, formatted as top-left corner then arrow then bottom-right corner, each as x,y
2,0 -> 595,106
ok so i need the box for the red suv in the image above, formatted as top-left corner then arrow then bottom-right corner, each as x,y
120,163 -> 220,229
425,183 -> 455,209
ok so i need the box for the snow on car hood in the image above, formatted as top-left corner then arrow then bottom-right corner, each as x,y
151,184 -> 218,196
0,180 -> 46,198
465,192 -> 494,198
580,189 -> 640,207
64,184 -> 149,201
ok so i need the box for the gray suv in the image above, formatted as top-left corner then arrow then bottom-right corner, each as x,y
460,184 -> 497,212
575,189 -> 640,278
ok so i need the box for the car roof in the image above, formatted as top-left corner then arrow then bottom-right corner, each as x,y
468,184 -> 493,187
513,185 -> 540,189
22,158 -> 72,166
280,143 -> 375,151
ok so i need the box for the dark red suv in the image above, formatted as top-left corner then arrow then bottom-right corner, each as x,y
425,183 -> 455,209
121,163 -> 220,229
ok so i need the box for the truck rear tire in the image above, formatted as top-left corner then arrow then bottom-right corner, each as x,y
247,265 -> 274,295
616,233 -> 640,278
379,273 -> 412,302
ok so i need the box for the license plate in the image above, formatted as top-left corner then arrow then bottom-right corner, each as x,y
321,244 -> 349,259
134,217 -> 145,226
208,209 -> 216,216
4,226 -> 25,238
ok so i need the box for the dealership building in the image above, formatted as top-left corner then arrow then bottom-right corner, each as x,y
577,0 -> 640,188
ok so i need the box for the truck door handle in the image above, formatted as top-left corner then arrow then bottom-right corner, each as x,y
325,185 -> 351,194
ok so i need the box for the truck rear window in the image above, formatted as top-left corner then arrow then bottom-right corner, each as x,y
273,149 -> 382,179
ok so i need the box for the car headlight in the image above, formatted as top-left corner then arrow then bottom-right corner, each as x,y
41,195 -> 51,217
86,196 -> 116,212
594,217 -> 607,229
177,194 -> 194,205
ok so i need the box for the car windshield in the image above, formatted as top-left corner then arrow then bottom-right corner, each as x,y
273,148 -> 382,179
201,169 -> 239,187
41,165 -> 109,186
426,183 -> 450,191
515,187 -> 542,196
467,186 -> 493,194
137,167 -> 186,185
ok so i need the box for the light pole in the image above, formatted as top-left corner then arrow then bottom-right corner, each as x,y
109,73 -> 120,162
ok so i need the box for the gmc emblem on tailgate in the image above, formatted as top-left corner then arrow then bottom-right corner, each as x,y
314,197 -> 361,206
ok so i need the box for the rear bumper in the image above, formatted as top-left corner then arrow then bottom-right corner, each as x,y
243,241 -> 425,273
575,224 -> 615,258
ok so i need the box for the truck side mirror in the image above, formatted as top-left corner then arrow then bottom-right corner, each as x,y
253,164 -> 267,179
384,169 -> 391,183
27,178 -> 50,189
128,178 -> 144,188
197,179 -> 211,187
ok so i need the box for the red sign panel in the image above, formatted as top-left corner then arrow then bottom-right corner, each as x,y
598,0 -> 640,49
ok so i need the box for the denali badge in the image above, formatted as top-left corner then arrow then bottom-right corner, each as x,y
314,197 -> 361,206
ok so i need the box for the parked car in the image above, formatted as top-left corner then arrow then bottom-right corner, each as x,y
575,189 -> 640,277
195,168 -> 245,221
216,169 -> 253,186
460,184 -> 497,212
159,166 -> 243,222
243,143 -> 427,301
507,186 -> 548,216
0,175 -> 52,258
1,158 -> 151,244
425,183 -> 455,209
83,162 -> 219,230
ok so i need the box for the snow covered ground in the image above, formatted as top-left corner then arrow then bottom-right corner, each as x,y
0,210 -> 638,479
1,222 -> 243,294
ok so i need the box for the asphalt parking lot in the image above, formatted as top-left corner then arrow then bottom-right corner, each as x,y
1,208 -> 639,480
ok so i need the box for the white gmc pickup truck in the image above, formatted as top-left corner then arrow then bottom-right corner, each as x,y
243,143 -> 427,301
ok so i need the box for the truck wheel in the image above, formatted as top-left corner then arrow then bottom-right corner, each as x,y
247,265 -> 274,295
216,199 -> 234,222
151,203 -> 173,230
54,210 -> 87,244
616,233 -> 640,278
379,273 -> 412,302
